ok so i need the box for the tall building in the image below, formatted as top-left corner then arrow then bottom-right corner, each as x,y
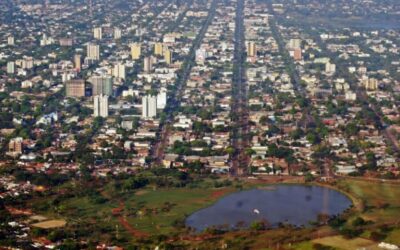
154,42 -> 163,56
144,57 -> 152,73
142,95 -> 157,118
113,63 -> 126,79
74,54 -> 82,71
246,41 -> 257,57
87,43 -> 100,60
363,77 -> 378,90
66,79 -> 85,97
7,36 -> 14,46
130,43 -> 141,60
90,76 -> 113,96
114,27 -> 122,40
157,89 -> 167,109
22,57 -> 34,69
164,49 -> 172,65
325,62 -> 336,74
196,48 -> 207,63
93,27 -> 102,39
8,137 -> 23,155
93,95 -> 109,118
7,62 -> 15,74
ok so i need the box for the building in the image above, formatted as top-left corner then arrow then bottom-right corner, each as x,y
7,62 -> 15,74
154,42 -> 163,56
90,76 -> 113,96
345,91 -> 357,101
87,43 -> 100,60
93,95 -> 109,117
157,89 -> 167,109
164,49 -> 172,65
292,48 -> 302,61
113,63 -> 126,79
195,48 -> 207,63
8,137 -> 23,155
288,38 -> 301,49
7,36 -> 14,46
114,27 -> 122,40
59,38 -> 73,46
22,57 -> 34,69
363,77 -> 378,90
144,57 -> 152,73
246,41 -> 256,57
325,62 -> 336,74
142,95 -> 157,118
40,34 -> 54,46
66,79 -> 85,97
131,43 -> 141,60
93,27 -> 102,39
74,54 -> 82,71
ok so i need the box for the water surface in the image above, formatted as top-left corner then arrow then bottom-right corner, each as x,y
186,185 -> 352,231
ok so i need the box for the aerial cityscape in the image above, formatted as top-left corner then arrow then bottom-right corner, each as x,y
0,0 -> 399,249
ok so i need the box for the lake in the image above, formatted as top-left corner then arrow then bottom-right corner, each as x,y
186,184 -> 352,231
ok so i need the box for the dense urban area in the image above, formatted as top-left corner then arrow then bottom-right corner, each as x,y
0,0 -> 399,249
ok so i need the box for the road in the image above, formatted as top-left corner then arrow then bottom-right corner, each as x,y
151,0 -> 217,166
230,0 -> 250,176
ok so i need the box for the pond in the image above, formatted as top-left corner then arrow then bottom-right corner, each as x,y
186,184 -> 352,231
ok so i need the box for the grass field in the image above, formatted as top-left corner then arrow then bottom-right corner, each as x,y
292,178 -> 400,249
124,187 -> 234,234
336,178 -> 400,223
27,178 -> 400,248
313,236 -> 379,250
385,228 -> 400,245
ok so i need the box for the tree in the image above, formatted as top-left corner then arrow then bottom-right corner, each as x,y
352,217 -> 366,227
306,131 -> 321,145
250,220 -> 269,231
305,172 -> 315,182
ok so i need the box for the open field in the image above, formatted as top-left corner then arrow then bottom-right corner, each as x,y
385,228 -> 400,245
313,236 -> 379,250
26,177 -> 400,248
336,178 -> 400,223
292,178 -> 400,249
293,236 -> 380,250
124,187 -> 235,234
31,219 -> 66,229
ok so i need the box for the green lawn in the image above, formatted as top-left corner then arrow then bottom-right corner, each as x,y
124,187 -> 234,234
336,179 -> 400,223
385,228 -> 400,245
337,179 -> 400,208
312,236 -> 379,250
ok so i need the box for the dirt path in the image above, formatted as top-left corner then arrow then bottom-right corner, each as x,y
111,201 -> 149,238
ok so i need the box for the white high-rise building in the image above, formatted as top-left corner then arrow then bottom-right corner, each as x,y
90,75 -> 113,96
22,57 -> 34,69
113,63 -> 126,79
157,90 -> 167,109
87,43 -> 100,60
195,48 -> 207,64
7,36 -> 14,46
142,95 -> 157,118
93,95 -> 109,118
93,27 -> 102,40
40,34 -> 54,46
114,28 -> 122,40
7,62 -> 15,74
325,62 -> 336,74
